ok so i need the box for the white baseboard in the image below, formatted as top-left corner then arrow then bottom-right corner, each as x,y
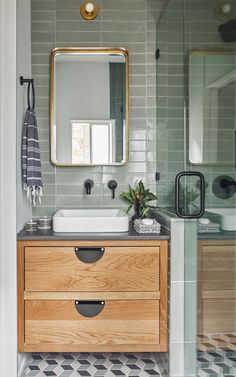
18,354 -> 31,377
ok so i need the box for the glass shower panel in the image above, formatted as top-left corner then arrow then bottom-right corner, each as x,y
156,0 -> 186,209
157,1 -> 236,376
156,1 -> 186,376
183,1 -> 236,376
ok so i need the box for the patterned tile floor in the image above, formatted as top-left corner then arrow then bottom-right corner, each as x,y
22,333 -> 236,377
23,352 -> 169,377
197,333 -> 236,377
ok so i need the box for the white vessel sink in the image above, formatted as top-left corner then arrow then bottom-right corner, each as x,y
206,208 -> 236,231
53,209 -> 129,233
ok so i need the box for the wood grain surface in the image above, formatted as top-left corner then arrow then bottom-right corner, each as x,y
25,299 -> 160,351
25,246 -> 160,292
198,240 -> 236,335
24,291 -> 160,300
17,241 -> 25,351
18,239 -> 168,352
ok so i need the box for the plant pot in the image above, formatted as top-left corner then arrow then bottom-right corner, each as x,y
132,203 -> 142,220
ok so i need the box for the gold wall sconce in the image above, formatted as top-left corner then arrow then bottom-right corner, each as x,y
215,2 -> 233,21
80,1 -> 98,20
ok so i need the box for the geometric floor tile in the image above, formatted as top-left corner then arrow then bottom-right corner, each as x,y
197,333 -> 236,377
23,353 -> 168,377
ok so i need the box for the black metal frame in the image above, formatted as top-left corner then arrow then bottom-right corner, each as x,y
175,171 -> 205,219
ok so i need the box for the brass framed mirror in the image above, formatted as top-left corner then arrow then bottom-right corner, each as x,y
50,47 -> 129,166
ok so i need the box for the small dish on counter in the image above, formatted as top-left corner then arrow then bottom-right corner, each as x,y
24,220 -> 38,232
134,218 -> 161,234
37,216 -> 53,230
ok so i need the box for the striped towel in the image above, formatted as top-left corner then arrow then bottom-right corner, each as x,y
22,108 -> 43,206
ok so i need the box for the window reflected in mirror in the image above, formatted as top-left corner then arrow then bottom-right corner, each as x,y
71,120 -> 120,164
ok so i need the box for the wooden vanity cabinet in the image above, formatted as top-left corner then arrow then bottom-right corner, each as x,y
18,239 -> 168,353
198,239 -> 236,335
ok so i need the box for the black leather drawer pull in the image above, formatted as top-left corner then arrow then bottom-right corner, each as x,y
74,247 -> 105,263
74,300 -> 105,317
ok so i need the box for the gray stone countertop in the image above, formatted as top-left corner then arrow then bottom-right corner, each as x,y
17,224 -> 170,241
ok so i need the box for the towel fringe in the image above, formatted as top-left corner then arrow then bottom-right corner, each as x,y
24,184 -> 43,207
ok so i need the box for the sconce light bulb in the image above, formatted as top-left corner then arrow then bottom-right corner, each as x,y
85,2 -> 94,13
222,3 -> 231,14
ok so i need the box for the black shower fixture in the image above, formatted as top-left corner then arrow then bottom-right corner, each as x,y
212,175 -> 236,199
218,19 -> 236,42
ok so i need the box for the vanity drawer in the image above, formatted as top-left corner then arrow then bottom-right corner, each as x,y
24,299 -> 160,352
25,246 -> 160,292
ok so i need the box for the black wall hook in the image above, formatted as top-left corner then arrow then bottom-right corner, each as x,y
20,76 -> 34,85
20,76 -> 35,110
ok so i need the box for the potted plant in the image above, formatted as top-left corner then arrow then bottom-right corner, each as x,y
121,181 -> 158,219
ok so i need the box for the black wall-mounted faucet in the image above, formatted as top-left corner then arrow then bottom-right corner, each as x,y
220,177 -> 236,189
108,180 -> 118,199
84,179 -> 94,195
212,175 -> 236,199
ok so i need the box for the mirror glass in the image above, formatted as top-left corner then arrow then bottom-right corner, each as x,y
50,48 -> 129,166
189,51 -> 236,165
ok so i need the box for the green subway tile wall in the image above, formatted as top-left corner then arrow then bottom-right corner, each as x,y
156,0 -> 236,208
31,0 -> 168,217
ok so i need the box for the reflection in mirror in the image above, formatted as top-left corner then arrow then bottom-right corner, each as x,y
50,48 -> 129,166
70,120 -> 118,164
189,50 -> 236,165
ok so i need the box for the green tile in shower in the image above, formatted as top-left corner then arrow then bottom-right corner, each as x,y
103,21 -> 146,33
102,0 -> 146,11
32,65 -> 50,76
55,195 -> 102,208
56,0 -> 98,11
130,86 -> 146,97
56,10 -> 83,21
32,207 -> 56,217
32,11 -> 56,21
32,53 -> 49,65
41,173 -> 55,185
31,42 -> 56,53
31,21 -> 55,32
109,9 -> 145,21
56,31 -> 100,43
31,31 -> 55,43
56,20 -> 100,32
31,0 -> 56,11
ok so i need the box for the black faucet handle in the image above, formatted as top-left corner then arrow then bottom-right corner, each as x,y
220,178 -> 236,189
212,175 -> 236,199
108,180 -> 118,199
84,179 -> 94,195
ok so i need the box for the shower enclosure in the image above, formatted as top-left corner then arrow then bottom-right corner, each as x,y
156,0 -> 236,376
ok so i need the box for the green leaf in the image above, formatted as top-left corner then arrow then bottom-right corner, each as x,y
146,193 -> 158,201
138,180 -> 145,193
141,207 -> 150,218
120,181 -> 158,211
129,185 -> 137,200
120,192 -> 131,202
126,204 -> 133,213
